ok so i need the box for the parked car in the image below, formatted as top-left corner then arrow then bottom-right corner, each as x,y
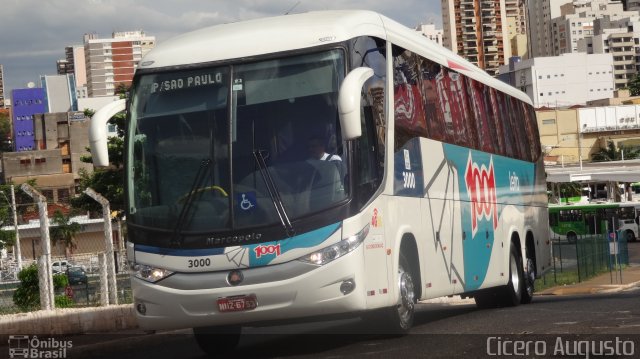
66,266 -> 88,285
52,260 -> 70,274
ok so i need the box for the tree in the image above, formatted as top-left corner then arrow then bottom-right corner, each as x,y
13,263 -> 71,311
0,109 -> 13,151
628,74 -> 640,96
70,87 -> 128,217
50,210 -> 82,259
0,181 -> 38,251
591,140 -> 640,162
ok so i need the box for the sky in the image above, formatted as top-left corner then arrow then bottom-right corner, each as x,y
0,0 -> 442,97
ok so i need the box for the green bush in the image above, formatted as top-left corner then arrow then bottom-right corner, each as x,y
55,295 -> 74,308
13,263 -> 72,312
13,264 -> 40,311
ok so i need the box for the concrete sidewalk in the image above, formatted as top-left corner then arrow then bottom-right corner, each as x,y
537,263 -> 640,296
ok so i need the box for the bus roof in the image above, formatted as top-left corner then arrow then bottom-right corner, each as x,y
138,10 -> 532,106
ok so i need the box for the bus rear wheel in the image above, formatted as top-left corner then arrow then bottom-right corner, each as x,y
567,232 -> 578,244
502,244 -> 524,306
521,248 -> 535,304
193,325 -> 241,355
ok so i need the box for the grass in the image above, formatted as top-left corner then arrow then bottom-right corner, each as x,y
535,264 -> 624,292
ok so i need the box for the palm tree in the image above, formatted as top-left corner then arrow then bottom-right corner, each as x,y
591,140 -> 640,162
50,210 -> 82,259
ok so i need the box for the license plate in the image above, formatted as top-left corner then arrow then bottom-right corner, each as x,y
217,294 -> 258,313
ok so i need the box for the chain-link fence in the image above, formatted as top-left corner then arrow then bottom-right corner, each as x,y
541,232 -> 630,289
0,190 -> 131,314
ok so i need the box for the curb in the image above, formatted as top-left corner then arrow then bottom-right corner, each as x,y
537,280 -> 640,296
0,305 -> 138,341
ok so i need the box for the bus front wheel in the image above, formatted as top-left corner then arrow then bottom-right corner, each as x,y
567,232 -> 578,244
365,253 -> 416,334
193,325 -> 241,355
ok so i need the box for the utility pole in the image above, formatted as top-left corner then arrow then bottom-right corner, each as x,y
10,185 -> 21,270
21,183 -> 54,310
84,188 -> 118,305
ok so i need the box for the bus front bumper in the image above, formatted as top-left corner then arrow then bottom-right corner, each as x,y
131,246 -> 367,330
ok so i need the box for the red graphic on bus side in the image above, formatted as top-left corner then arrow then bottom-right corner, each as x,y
254,244 -> 281,258
464,153 -> 498,236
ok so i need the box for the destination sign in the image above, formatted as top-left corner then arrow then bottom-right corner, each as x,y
147,73 -> 225,94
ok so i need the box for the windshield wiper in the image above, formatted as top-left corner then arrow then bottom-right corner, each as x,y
253,149 -> 295,237
171,158 -> 212,247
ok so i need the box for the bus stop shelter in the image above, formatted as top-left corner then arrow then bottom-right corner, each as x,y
546,159 -> 640,202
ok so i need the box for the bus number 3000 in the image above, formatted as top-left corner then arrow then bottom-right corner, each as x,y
187,258 -> 211,268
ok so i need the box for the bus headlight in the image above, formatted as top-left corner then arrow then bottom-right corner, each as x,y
131,263 -> 174,283
298,224 -> 369,265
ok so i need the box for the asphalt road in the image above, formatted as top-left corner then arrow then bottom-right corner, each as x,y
38,285 -> 640,359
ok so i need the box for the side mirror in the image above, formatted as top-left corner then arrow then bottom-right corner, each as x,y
338,67 -> 374,140
88,99 -> 126,167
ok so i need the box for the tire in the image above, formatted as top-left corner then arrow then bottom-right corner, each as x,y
625,230 -> 636,243
193,325 -> 241,356
365,253 -> 416,335
502,244 -> 524,307
521,247 -> 535,305
474,289 -> 500,309
567,232 -> 577,244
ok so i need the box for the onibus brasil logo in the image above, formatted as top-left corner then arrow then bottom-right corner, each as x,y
8,335 -> 72,358
464,153 -> 498,237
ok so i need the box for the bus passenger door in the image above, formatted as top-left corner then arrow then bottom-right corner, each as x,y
421,139 -> 459,297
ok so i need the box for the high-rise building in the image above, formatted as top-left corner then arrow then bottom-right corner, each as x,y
526,0 -> 572,58
57,46 -> 87,88
41,74 -> 77,113
0,64 -> 5,108
549,0 -> 633,55
11,88 -> 46,152
441,0 -> 511,76
579,15 -> 640,89
505,0 -> 529,58
84,31 -> 155,97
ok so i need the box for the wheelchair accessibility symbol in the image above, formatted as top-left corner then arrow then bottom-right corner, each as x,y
236,192 -> 256,211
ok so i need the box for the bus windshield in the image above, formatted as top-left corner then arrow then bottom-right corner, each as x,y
127,50 -> 347,233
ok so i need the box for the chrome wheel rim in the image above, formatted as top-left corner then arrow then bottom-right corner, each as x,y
510,254 -> 520,293
397,270 -> 415,329
525,257 -> 535,297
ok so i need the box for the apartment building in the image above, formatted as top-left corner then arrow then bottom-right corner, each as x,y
84,31 -> 155,97
526,0 -> 572,58
579,15 -> 640,89
2,111 -> 92,202
442,0 -> 511,76
498,52 -> 614,107
57,45 -> 87,89
505,0 -> 529,58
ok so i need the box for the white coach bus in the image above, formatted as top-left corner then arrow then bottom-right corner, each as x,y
89,10 -> 551,354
